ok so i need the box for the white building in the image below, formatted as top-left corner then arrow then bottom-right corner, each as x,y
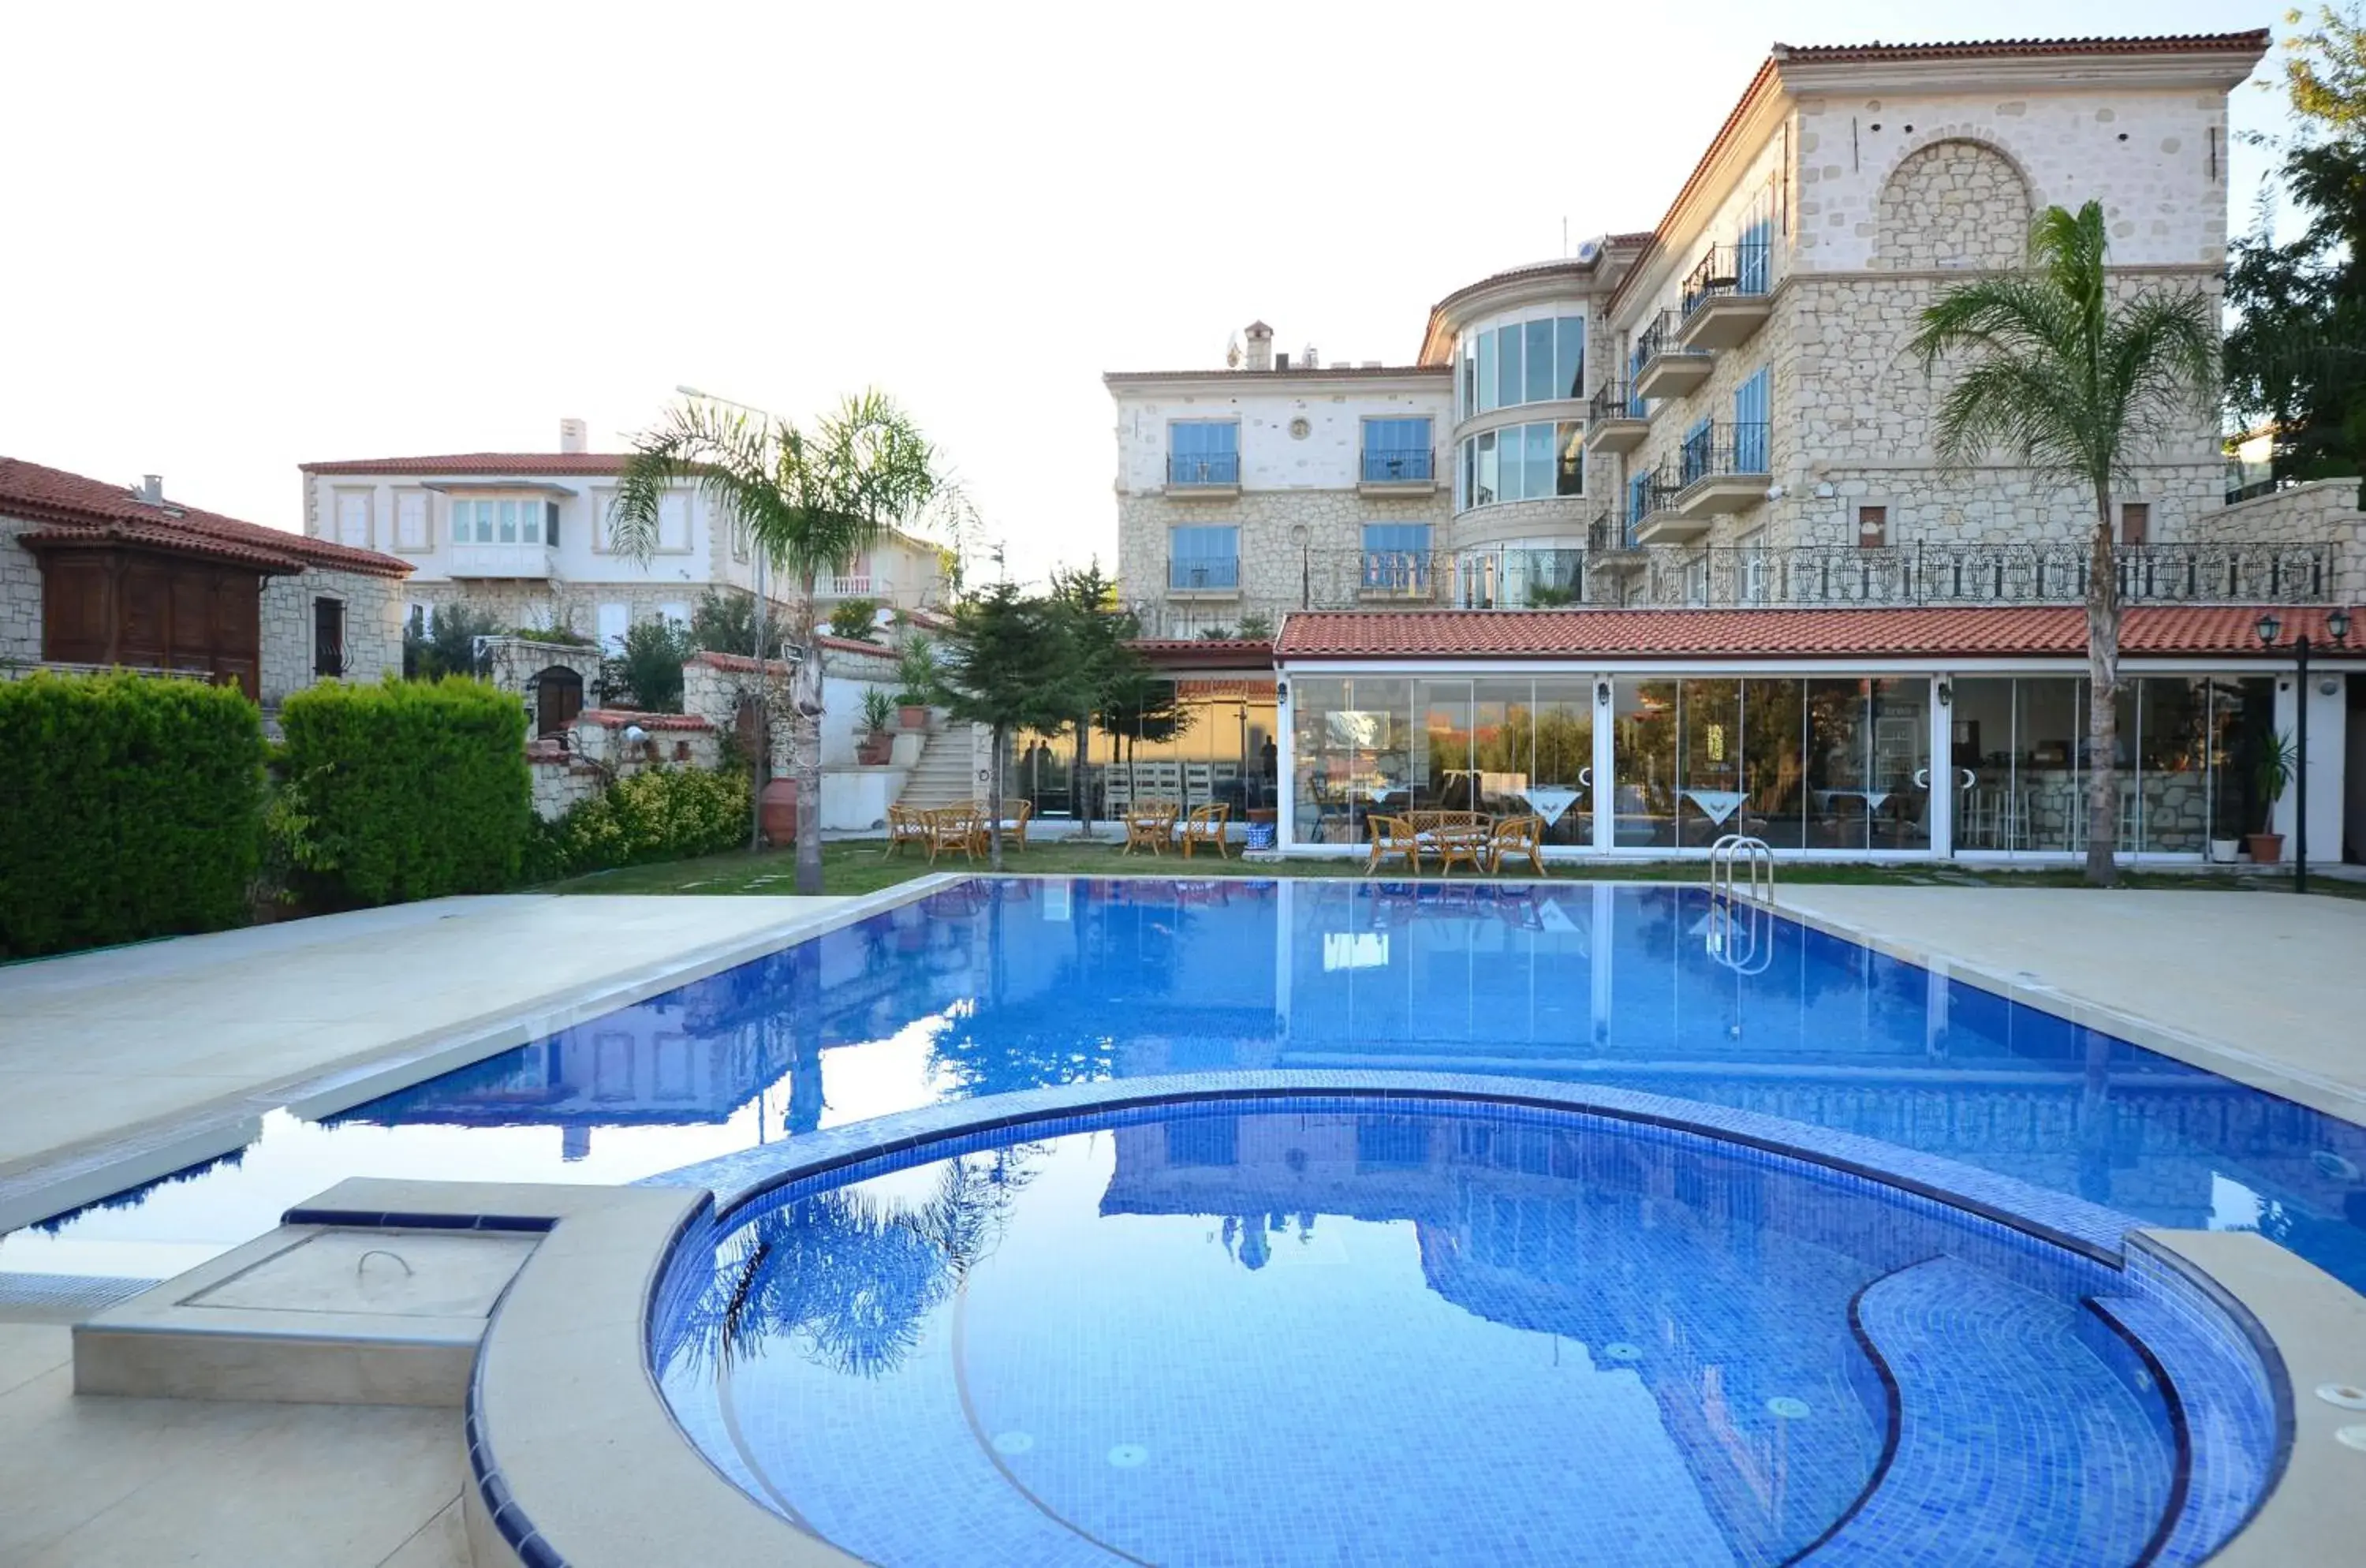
299,419 -> 948,647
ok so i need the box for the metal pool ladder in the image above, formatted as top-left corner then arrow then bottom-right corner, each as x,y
1706,834 -> 1775,976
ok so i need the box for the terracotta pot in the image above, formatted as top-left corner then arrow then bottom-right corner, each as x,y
899,704 -> 931,730
2245,831 -> 2284,864
759,778 -> 799,846
856,734 -> 893,766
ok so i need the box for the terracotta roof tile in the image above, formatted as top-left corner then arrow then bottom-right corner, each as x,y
577,708 -> 713,731
1,456 -> 412,577
298,453 -> 637,476
1769,31 -> 2271,64
1274,607 -> 2348,661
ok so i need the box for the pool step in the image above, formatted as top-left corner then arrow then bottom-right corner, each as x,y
73,1220 -> 539,1406
1803,1256 -> 2175,1566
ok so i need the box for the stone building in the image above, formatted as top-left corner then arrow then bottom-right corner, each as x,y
297,419 -> 948,650
1,456 -> 409,707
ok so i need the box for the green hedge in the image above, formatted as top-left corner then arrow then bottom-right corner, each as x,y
528,765 -> 748,881
0,672 -> 266,958
278,677 -> 530,906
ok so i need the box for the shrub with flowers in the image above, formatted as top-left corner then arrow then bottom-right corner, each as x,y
528,764 -> 748,880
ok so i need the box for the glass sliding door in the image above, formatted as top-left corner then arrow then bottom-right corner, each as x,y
1412,680 -> 1476,812
1290,677 -> 1411,846
1951,678 -> 2018,849
1805,680 -> 1872,850
2017,678 -> 2086,852
1742,678 -> 1808,849
2136,678 -> 2208,853
1472,681 -> 1535,819
1676,679 -> 1744,847
1531,678 -> 1595,847
1614,680 -> 1678,848
1868,678 -> 1932,850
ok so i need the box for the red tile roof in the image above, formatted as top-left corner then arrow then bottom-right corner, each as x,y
577,708 -> 713,731
1768,31 -> 2271,64
1,456 -> 412,577
1274,607 -> 2352,661
298,453 -> 636,476
1130,638 -> 1278,671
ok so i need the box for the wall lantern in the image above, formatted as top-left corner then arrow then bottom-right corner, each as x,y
1936,680 -> 1953,707
1275,681 -> 1289,704
1595,678 -> 1612,707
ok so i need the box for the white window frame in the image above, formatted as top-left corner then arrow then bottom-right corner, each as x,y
333,488 -> 375,550
393,487 -> 432,551
450,494 -> 548,547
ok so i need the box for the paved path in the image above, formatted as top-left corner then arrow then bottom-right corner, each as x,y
0,894 -> 853,1220
1775,885 -> 2366,1124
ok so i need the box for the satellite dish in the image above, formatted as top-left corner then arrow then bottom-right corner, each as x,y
1575,238 -> 1603,264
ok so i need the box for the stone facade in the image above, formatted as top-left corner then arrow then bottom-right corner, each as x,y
2184,481 -> 2366,602
1871,138 -> 2032,271
1115,487 -> 1450,637
259,566 -> 404,704
0,517 -> 40,669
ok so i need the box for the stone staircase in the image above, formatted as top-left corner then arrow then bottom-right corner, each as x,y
894,726 -> 978,811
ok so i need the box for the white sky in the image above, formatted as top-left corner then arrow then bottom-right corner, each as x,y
0,1 -> 2291,588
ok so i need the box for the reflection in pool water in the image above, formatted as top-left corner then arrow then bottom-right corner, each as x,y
651,1099 -> 2260,1567
6,879 -> 2363,1294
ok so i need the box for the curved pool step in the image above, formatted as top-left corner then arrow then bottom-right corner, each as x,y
1801,1256 -> 2176,1567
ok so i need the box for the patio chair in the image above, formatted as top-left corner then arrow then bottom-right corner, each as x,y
885,803 -> 931,859
1180,802 -> 1231,860
923,806 -> 984,865
1432,821 -> 1491,876
995,798 -> 1035,853
1487,815 -> 1547,876
1366,814 -> 1420,875
1121,799 -> 1179,857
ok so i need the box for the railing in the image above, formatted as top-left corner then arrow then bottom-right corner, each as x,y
1168,451 -> 1241,487
1677,421 -> 1771,487
1588,510 -> 1641,555
1359,550 -> 1436,599
1682,241 -> 1772,318
1166,557 -> 1241,592
1633,310 -> 1683,368
1588,381 -> 1645,422
2223,477 -> 2284,505
1360,448 -> 1435,483
822,573 -> 877,597
1458,547 -> 1587,608
1633,541 -> 2334,608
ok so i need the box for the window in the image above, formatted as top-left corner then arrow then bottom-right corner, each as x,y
334,491 -> 371,548
1361,524 -> 1431,593
1168,525 -> 1239,591
1737,532 -> 1767,603
657,492 -> 691,552
1476,330 -> 1498,414
1556,422 -> 1584,497
597,602 -> 629,650
1360,417 -> 1432,482
1459,336 -> 1478,421
1168,422 -> 1240,486
1457,312 -> 1587,414
1680,417 -> 1714,487
312,596 -> 345,678
1628,470 -> 1653,535
2120,502 -> 2151,546
1857,505 -> 1888,547
1733,366 -> 1769,472
658,601 -> 690,626
1454,421 -> 1584,511
452,498 -> 546,546
544,499 -> 560,548
394,491 -> 429,551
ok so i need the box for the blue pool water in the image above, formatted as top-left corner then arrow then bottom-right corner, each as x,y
6,879 -> 2363,1300
648,1096 -> 2271,1567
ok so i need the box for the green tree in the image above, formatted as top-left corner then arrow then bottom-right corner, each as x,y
930,581 -> 1087,870
2226,7 -> 2366,486
1909,201 -> 2218,884
1048,561 -> 1138,839
599,617 -> 695,712
688,587 -> 759,655
1095,664 -> 1186,800
610,392 -> 945,891
826,596 -> 884,642
401,603 -> 499,681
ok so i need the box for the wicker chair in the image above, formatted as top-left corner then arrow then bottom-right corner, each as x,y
1486,814 -> 1547,876
885,803 -> 931,859
1179,802 -> 1231,860
1365,814 -> 1420,875
995,798 -> 1036,853
1121,799 -> 1179,857
923,805 -> 985,864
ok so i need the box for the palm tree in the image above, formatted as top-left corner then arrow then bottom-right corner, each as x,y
610,392 -> 945,894
1908,201 -> 2217,885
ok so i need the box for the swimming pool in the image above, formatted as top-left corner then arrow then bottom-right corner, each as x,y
647,1092 -> 2278,1566
7,879 -> 2364,1298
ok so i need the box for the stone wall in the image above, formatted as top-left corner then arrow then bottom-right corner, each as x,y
259,566 -> 404,704
2183,480 -> 2366,600
483,637 -> 604,707
1116,487 -> 1450,635
0,518 -> 39,667
1872,138 -> 2031,271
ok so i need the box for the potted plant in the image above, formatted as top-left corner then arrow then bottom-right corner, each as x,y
856,688 -> 894,766
894,636 -> 935,729
2245,729 -> 2298,864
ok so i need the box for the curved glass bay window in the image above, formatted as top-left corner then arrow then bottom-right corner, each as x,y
1457,311 -> 1587,421
1457,422 -> 1584,512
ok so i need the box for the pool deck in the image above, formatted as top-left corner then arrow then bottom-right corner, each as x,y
1774,883 -> 2366,1126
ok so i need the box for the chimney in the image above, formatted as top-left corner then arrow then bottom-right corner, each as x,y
1301,344 -> 1319,370
1244,320 -> 1274,372
138,474 -> 162,505
558,417 -> 589,454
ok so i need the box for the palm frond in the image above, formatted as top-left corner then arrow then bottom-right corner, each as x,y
1906,276 -> 2077,376
610,401 -> 786,567
2099,288 -> 2222,478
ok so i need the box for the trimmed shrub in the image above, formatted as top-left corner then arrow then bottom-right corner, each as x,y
528,766 -> 748,881
0,671 -> 266,958
279,676 -> 530,906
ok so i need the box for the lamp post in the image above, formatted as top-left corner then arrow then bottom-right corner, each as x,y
2254,605 -> 2352,895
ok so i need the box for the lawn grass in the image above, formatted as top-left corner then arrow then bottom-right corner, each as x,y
545,837 -> 2366,900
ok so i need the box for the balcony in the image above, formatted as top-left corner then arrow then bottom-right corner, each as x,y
447,541 -> 559,579
1631,310 -> 1713,401
1630,466 -> 1707,547
819,573 -> 891,599
1358,447 -> 1438,497
1583,382 -> 1648,454
1165,451 -> 1241,498
1358,549 -> 1440,602
1166,557 -> 1241,598
1625,540 -> 2335,609
1588,509 -> 1646,570
1670,423 -> 1770,520
1677,241 -> 1772,353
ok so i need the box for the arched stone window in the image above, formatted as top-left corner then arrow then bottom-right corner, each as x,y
1874,139 -> 2032,271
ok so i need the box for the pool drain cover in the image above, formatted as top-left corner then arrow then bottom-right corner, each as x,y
1601,1342 -> 1642,1363
1766,1397 -> 1812,1420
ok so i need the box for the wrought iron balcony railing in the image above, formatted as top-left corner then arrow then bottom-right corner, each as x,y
1360,448 -> 1435,483
1167,452 -> 1241,487
1634,541 -> 2333,609
1588,381 -> 1645,422
1676,421 -> 1771,487
1681,240 -> 1772,317
1166,556 -> 1241,592
1359,550 -> 1437,598
1634,310 -> 1681,368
